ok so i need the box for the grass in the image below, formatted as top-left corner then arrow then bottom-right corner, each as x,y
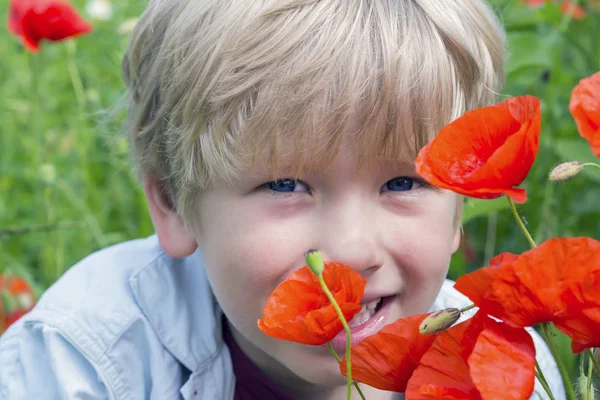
0,0 -> 152,295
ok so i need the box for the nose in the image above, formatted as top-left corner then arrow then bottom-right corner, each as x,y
317,198 -> 383,276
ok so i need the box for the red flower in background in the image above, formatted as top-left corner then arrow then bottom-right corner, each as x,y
569,71 -> 600,157
7,0 -> 92,52
0,274 -> 36,332
455,237 -> 600,353
561,2 -> 587,19
406,312 -> 535,400
523,0 -> 587,19
258,263 -> 366,345
415,95 -> 541,203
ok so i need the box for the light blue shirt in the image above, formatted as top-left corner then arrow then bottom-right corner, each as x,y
0,236 -> 564,399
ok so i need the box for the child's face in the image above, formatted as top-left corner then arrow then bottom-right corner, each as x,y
193,140 -> 461,395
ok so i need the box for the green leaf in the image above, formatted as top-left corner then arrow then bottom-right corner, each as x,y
462,197 -> 509,225
506,31 -> 557,77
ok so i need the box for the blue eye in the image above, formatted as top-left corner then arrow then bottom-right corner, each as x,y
382,177 -> 422,192
265,179 -> 310,193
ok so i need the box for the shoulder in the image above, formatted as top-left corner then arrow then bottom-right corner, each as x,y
18,235 -> 168,358
34,235 -> 164,316
0,236 -> 203,400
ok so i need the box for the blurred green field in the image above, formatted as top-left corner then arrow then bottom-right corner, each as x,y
1,0 -> 600,389
1,0 -> 152,294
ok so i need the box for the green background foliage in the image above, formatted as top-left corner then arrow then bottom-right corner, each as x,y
1,0 -> 599,388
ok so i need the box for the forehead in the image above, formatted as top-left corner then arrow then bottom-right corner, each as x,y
238,125 -> 423,183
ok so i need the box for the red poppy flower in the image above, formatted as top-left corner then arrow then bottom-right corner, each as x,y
0,275 -> 36,332
558,270 -> 600,352
561,1 -> 586,19
7,0 -> 92,52
523,0 -> 586,18
257,262 -> 366,345
415,95 -> 541,203
339,313 -> 438,392
406,312 -> 535,400
569,71 -> 600,157
455,237 -> 600,353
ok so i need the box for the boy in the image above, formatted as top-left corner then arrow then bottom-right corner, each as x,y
0,0 -> 564,399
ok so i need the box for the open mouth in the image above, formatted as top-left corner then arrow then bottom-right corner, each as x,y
347,297 -> 385,328
330,295 -> 397,350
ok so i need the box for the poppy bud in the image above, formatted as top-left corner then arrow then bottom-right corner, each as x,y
594,348 -> 600,368
419,308 -> 461,334
305,249 -> 324,277
549,161 -> 583,182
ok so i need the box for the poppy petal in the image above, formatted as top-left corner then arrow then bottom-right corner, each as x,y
489,252 -> 520,266
557,270 -> 600,353
415,96 -> 540,203
340,313 -> 436,392
406,313 -> 535,400
469,320 -> 536,400
258,263 -> 366,345
0,274 -> 36,331
561,2 -> 586,19
406,314 -> 483,400
455,238 -> 600,334
569,71 -> 600,157
7,0 -> 92,52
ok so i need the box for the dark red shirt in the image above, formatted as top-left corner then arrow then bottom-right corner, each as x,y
222,319 -> 297,400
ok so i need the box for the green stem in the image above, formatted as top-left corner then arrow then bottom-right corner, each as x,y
586,349 -> 600,377
581,162 -> 600,172
586,353 -> 593,395
507,197 -> 537,249
56,180 -> 107,248
328,342 -> 341,362
327,343 -> 366,400
535,360 -> 556,400
27,51 -> 43,165
66,41 -> 86,112
558,0 -> 578,32
318,277 -> 353,400
542,323 -> 576,400
459,304 -> 476,313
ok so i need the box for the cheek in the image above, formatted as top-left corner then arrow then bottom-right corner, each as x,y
386,197 -> 457,302
197,201 -> 312,332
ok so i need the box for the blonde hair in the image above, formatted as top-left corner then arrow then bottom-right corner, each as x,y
122,0 -> 505,225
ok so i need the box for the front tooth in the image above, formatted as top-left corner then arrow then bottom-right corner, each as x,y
366,298 -> 381,311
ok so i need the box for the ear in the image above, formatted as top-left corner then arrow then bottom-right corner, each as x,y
144,176 -> 197,258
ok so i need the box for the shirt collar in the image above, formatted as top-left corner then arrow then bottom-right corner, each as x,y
129,246 -> 223,373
